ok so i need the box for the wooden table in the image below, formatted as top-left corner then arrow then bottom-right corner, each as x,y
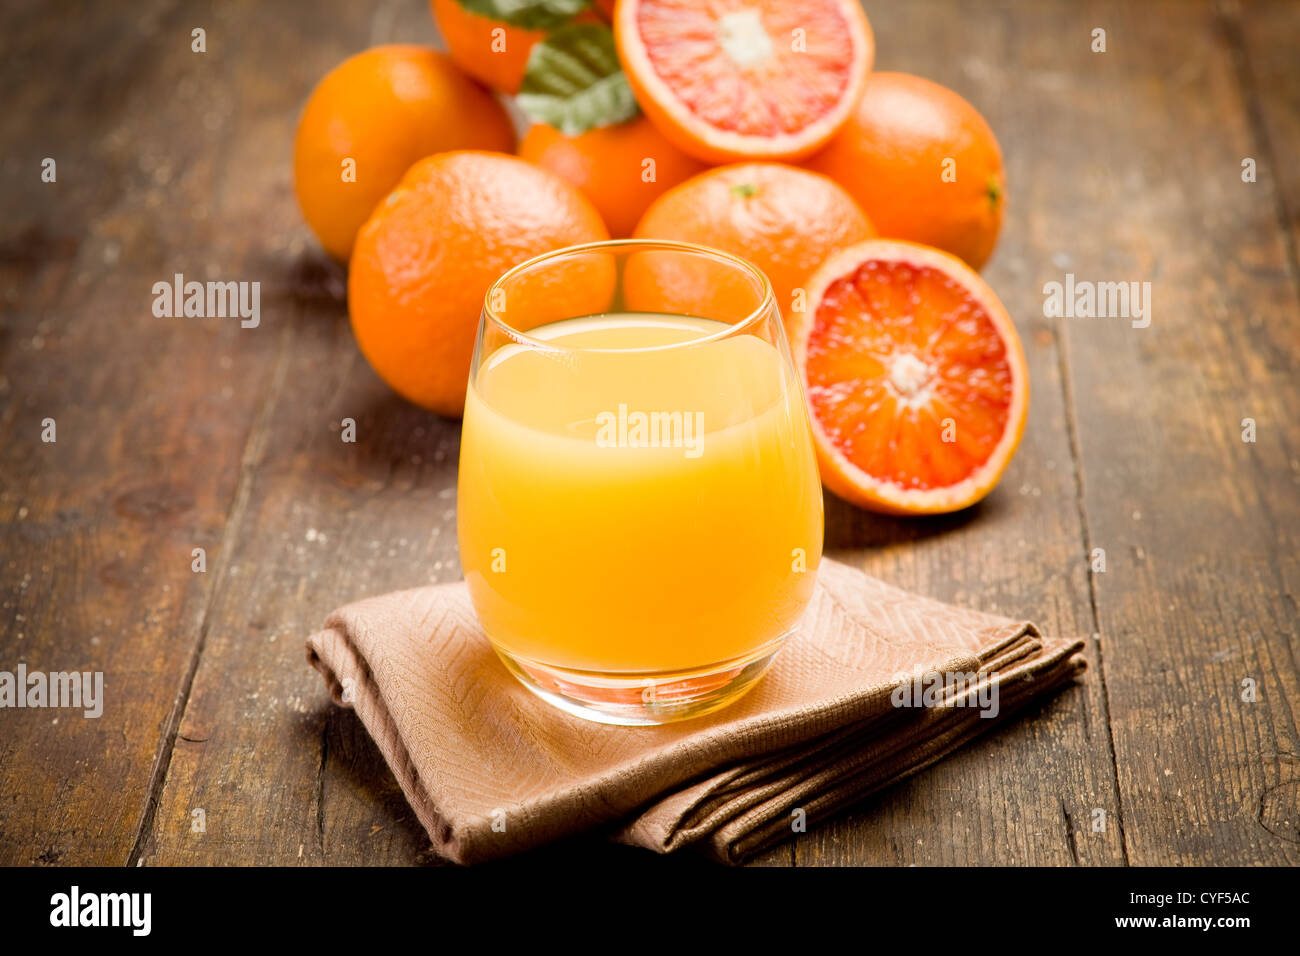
2,0 -> 1297,867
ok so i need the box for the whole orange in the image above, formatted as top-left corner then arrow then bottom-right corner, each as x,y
348,152 -> 611,418
805,72 -> 1005,270
518,115 -> 708,237
293,45 -> 514,261
431,0 -> 598,94
632,163 -> 875,321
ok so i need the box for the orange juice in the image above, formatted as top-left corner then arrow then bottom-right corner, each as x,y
458,313 -> 824,675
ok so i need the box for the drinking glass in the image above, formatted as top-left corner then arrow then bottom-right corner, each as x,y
457,239 -> 823,724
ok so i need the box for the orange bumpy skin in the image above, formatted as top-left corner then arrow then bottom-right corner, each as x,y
293,45 -> 514,261
518,115 -> 708,237
806,72 -> 1005,270
633,162 -> 875,322
347,151 -> 610,418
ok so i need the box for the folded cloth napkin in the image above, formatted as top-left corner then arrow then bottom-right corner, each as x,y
306,558 -> 1085,864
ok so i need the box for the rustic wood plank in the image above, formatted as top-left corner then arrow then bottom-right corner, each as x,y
124,0 -> 430,867
9,0 -> 1288,868
0,0 -> 291,863
793,0 -> 1125,866
143,0 -> 1125,867
1031,0 -> 1300,863
1236,0 -> 1300,253
136,0 -> 468,866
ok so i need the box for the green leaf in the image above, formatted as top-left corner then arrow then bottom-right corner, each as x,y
516,22 -> 638,135
455,0 -> 589,32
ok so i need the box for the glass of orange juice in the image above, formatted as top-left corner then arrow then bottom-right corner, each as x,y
457,240 -> 824,724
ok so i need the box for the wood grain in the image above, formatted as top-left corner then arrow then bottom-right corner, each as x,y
795,0 -> 1125,867
0,0 -> 288,865
1029,0 -> 1300,863
1237,0 -> 1300,253
133,0 -> 444,866
1,0 -> 1294,868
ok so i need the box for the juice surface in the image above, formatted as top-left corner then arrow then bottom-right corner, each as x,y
458,313 -> 824,674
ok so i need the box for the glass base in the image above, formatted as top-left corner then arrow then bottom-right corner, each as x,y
492,634 -> 791,726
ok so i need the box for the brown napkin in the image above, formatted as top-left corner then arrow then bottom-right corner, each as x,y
306,558 -> 1084,864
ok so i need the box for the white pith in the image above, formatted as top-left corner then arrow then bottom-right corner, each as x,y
717,10 -> 773,69
887,352 -> 933,405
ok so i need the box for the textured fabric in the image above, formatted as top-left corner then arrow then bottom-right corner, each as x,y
306,558 -> 1085,864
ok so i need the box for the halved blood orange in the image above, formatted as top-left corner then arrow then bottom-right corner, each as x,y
789,240 -> 1029,515
614,0 -> 874,163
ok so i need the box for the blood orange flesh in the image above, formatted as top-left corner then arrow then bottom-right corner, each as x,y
616,0 -> 874,163
793,240 -> 1028,514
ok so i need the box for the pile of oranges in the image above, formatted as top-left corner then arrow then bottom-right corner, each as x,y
293,0 -> 1028,515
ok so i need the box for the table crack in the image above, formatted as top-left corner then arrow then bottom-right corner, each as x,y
1055,313 -> 1132,866
125,316 -> 296,866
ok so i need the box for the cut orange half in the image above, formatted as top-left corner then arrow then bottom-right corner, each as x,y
614,0 -> 874,163
789,240 -> 1029,515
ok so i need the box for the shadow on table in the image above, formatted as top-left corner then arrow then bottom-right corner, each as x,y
823,487 -> 993,551
278,249 -> 348,314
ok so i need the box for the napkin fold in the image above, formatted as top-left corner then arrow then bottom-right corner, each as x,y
306,558 -> 1085,864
